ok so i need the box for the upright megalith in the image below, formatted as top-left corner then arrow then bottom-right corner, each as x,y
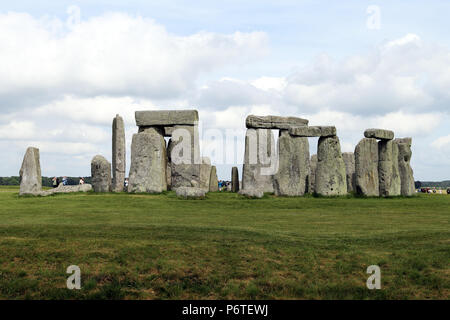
112,114 -> 126,192
231,167 -> 240,192
91,155 -> 111,192
273,130 -> 310,196
395,138 -> 415,196
355,138 -> 379,196
209,166 -> 219,192
128,128 -> 167,193
378,140 -> 401,197
342,152 -> 356,193
19,147 -> 42,195
242,128 -> 276,193
308,154 -> 318,194
199,157 -> 212,191
315,136 -> 347,196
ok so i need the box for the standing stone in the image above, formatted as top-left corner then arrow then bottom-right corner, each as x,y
199,157 -> 212,191
91,155 -> 111,192
355,138 -> 379,196
128,128 -> 167,193
273,130 -> 310,196
231,167 -> 240,192
112,114 -> 126,192
342,152 -> 356,193
19,147 -> 42,195
395,138 -> 415,196
242,128 -> 275,193
378,140 -> 401,197
308,154 -> 318,194
315,136 -> 347,196
209,166 -> 219,192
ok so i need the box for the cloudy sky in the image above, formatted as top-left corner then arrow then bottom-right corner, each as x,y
1,0 -> 450,181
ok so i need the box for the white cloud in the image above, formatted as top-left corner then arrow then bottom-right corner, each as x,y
432,135 -> 450,149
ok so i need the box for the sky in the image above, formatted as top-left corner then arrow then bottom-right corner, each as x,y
1,0 -> 450,181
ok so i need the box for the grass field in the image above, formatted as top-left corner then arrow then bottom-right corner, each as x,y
0,185 -> 448,300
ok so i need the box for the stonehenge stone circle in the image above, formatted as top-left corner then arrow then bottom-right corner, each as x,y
364,129 -> 394,141
19,147 -> 42,195
176,187 -> 206,199
309,154 -> 318,194
246,115 -> 309,129
128,128 -> 167,193
231,167 -> 240,192
289,126 -> 336,137
91,155 -> 112,192
242,128 -> 275,193
112,114 -> 126,192
378,140 -> 401,197
209,166 -> 219,192
395,138 -> 415,196
273,130 -> 310,196
315,136 -> 347,196
342,152 -> 356,193
355,138 -> 379,196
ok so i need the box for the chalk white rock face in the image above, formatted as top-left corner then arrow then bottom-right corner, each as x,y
342,152 -> 356,193
315,136 -> 347,196
112,114 -> 126,192
91,155 -> 112,193
273,130 -> 310,196
395,138 -> 415,196
128,128 -> 167,193
355,138 -> 379,197
242,128 -> 275,193
378,140 -> 401,197
175,187 -> 206,199
19,147 -> 42,195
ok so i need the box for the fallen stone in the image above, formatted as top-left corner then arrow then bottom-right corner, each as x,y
238,189 -> 264,198
315,136 -> 347,196
128,128 -> 167,193
135,110 -> 198,126
246,115 -> 308,129
112,114 -> 126,192
308,154 -> 318,194
39,184 -> 93,196
378,140 -> 401,197
209,166 -> 219,192
395,138 -> 415,196
175,187 -> 206,199
273,130 -> 310,196
364,129 -> 394,140
19,147 -> 42,195
231,167 -> 240,192
289,126 -> 336,137
91,155 -> 111,192
342,152 -> 356,193
355,138 -> 379,196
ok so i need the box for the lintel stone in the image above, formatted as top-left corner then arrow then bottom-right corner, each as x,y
364,128 -> 394,140
246,115 -> 308,129
289,126 -> 336,137
135,110 -> 198,127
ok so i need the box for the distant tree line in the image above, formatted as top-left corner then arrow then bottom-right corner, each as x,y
0,176 -> 92,187
415,181 -> 450,189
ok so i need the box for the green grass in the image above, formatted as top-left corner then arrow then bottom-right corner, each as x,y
0,186 -> 448,300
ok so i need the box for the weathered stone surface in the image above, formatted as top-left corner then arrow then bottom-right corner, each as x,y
199,157 -> 212,191
231,167 -> 239,192
19,147 -> 42,195
342,152 -> 356,193
308,154 -> 318,194
289,126 -> 336,137
273,130 -> 310,196
171,164 -> 201,188
128,128 -> 167,193
364,129 -> 394,140
91,155 -> 111,192
395,138 -> 415,196
355,138 -> 379,196
209,166 -> 219,192
238,189 -> 263,198
378,140 -> 401,197
112,114 -> 126,192
242,128 -> 275,193
166,161 -> 172,190
136,110 -> 198,126
315,136 -> 347,196
246,115 -> 308,129
175,187 -> 206,199
39,184 -> 93,196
